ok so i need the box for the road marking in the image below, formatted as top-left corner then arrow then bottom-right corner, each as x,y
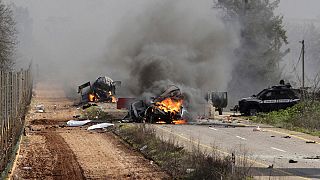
154,125 -> 311,180
209,127 -> 217,131
236,135 -> 247,140
271,147 -> 286,152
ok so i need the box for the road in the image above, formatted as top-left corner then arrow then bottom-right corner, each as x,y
153,123 -> 320,180
11,82 -> 168,179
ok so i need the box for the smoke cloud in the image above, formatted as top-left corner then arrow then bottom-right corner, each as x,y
106,0 -> 240,111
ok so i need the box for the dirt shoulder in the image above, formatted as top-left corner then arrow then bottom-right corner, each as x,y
11,82 -> 168,179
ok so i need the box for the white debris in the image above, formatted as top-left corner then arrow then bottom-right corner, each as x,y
253,126 -> 261,131
67,120 -> 92,127
35,104 -> 45,113
87,123 -> 114,130
186,169 -> 195,173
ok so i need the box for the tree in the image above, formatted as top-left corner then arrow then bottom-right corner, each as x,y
0,1 -> 16,71
215,0 -> 288,100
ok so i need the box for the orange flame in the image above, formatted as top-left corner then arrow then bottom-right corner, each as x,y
155,97 -> 183,113
156,121 -> 166,124
172,120 -> 187,125
88,93 -> 96,102
111,96 -> 117,103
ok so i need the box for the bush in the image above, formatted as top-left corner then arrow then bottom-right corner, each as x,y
82,106 -> 111,120
254,101 -> 320,136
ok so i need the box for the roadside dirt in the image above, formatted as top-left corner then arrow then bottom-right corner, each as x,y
11,82 -> 169,179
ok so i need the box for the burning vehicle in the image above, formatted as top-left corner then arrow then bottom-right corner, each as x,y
125,85 -> 186,124
78,76 -> 121,103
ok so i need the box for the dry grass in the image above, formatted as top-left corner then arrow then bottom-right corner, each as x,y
115,124 -> 252,179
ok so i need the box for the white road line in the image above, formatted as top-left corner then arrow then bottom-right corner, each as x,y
271,147 -> 286,152
236,136 -> 247,140
209,127 -> 217,131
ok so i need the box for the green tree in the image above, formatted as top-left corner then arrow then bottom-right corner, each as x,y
0,1 -> 16,71
215,0 -> 288,100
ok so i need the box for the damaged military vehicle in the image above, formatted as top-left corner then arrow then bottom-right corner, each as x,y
78,76 -> 121,103
124,85 -> 185,124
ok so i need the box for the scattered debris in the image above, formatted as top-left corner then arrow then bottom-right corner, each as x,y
82,103 -> 98,110
186,168 -> 195,173
87,123 -> 114,130
253,126 -> 261,131
67,120 -> 92,127
73,115 -> 81,118
140,145 -> 148,151
22,166 -> 32,170
53,105 -> 57,110
306,141 -> 316,144
150,160 -> 153,165
35,104 -> 45,113
267,164 -> 274,169
289,159 -> 298,163
282,136 -> 291,139
303,156 -> 320,159
271,135 -> 275,137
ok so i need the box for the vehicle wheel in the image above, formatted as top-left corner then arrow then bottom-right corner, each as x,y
249,108 -> 258,116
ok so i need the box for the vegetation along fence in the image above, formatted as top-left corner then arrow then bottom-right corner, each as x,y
0,66 -> 32,174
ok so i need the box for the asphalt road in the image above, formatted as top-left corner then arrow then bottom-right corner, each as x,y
153,123 -> 320,180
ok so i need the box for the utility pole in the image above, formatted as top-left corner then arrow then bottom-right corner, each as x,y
301,40 -> 305,89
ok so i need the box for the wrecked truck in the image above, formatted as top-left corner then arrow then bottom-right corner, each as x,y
124,85 -> 185,124
78,76 -> 121,103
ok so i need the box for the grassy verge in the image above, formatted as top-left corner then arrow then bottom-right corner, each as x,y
252,101 -> 320,136
115,124 -> 251,179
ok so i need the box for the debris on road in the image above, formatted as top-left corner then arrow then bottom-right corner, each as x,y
303,156 -> 320,159
35,104 -> 45,113
140,145 -> 148,151
82,103 -> 98,110
306,141 -> 316,144
282,136 -> 291,139
253,126 -> 261,131
271,135 -> 275,137
67,120 -> 92,127
73,115 -> 81,118
289,159 -> 298,163
87,123 -> 114,130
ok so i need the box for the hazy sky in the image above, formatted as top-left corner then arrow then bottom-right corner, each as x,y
278,0 -> 320,19
10,0 -> 320,87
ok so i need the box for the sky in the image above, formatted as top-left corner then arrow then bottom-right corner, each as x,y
278,0 -> 320,20
9,0 -> 320,91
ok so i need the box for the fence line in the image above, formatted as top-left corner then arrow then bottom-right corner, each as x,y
0,66 -> 32,173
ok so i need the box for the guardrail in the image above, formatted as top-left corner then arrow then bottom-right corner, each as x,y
0,66 -> 32,174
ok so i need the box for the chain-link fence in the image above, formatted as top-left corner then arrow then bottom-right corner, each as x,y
0,66 -> 32,173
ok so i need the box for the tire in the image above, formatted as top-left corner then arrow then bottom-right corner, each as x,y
249,108 -> 258,116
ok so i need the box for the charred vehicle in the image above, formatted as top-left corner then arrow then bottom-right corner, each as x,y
125,85 -> 185,124
238,83 -> 300,116
78,76 -> 121,103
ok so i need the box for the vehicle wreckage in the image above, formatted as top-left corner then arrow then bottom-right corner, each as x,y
78,76 -> 121,103
124,85 -> 186,124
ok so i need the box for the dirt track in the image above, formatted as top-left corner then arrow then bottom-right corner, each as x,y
12,82 -> 168,179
